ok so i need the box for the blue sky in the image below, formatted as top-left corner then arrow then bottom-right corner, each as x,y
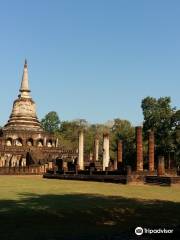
0,0 -> 179,126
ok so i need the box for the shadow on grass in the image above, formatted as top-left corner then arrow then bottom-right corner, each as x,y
0,193 -> 179,240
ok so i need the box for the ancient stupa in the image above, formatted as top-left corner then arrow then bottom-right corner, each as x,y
3,60 -> 42,131
0,60 -> 77,168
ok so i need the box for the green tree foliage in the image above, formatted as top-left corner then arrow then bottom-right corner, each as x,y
172,110 -> 180,163
58,120 -> 107,154
40,114 -> 136,163
57,119 -> 88,150
41,97 -> 180,166
110,119 -> 136,166
84,124 -> 109,158
141,97 -> 175,152
41,111 -> 60,133
0,126 -> 2,137
141,97 -> 180,164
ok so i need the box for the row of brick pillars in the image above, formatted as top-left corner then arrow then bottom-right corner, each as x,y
117,128 -> 165,175
80,127 -> 167,176
88,125 -> 163,174
80,126 -> 164,174
136,126 -> 156,172
78,131 -> 110,171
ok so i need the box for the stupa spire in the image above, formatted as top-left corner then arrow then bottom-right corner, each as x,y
19,59 -> 31,98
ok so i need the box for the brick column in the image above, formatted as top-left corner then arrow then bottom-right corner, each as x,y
114,139 -> 123,170
93,136 -> 99,162
78,131 -> 84,170
103,133 -> 110,171
148,130 -> 155,172
157,156 -> 165,176
117,140 -> 123,163
136,126 -> 143,171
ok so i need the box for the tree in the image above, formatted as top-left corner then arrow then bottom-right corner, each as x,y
141,97 -> 180,167
110,119 -> 136,167
172,110 -> 180,165
0,126 -> 2,137
84,123 -> 109,157
58,120 -> 80,149
41,111 -> 60,133
57,119 -> 112,157
141,97 -> 175,153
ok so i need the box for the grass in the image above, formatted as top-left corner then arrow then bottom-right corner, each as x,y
0,176 -> 180,239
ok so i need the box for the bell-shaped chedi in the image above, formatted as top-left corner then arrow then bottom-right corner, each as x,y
3,60 -> 43,131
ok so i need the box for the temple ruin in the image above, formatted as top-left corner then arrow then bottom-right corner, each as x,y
0,60 -> 77,173
0,61 -> 179,185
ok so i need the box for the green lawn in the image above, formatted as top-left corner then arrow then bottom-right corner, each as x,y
0,176 -> 180,239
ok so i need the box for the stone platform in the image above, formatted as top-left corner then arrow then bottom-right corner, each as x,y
43,171 -> 180,186
43,173 -> 130,184
145,176 -> 180,186
0,166 -> 47,175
